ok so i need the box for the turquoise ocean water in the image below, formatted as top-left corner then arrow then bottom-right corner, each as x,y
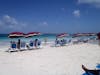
0,34 -> 58,42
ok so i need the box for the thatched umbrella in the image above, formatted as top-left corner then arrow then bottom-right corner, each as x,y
56,33 -> 67,38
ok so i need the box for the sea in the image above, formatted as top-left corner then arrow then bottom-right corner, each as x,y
0,34 -> 98,48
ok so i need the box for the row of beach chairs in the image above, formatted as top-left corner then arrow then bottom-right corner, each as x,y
55,39 -> 68,47
54,38 -> 91,47
8,40 -> 41,52
72,39 -> 88,44
8,37 -> 96,52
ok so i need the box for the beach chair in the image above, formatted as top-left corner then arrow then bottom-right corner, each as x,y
33,40 -> 41,49
72,39 -> 79,44
96,64 -> 100,69
55,40 -> 60,47
37,40 -> 41,48
60,40 -> 63,46
28,41 -> 34,49
68,39 -> 71,43
64,39 -> 67,44
8,42 -> 18,52
82,65 -> 100,75
20,42 -> 26,51
61,39 -> 67,46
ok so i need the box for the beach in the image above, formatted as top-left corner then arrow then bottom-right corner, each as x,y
0,0 -> 100,74
0,42 -> 100,75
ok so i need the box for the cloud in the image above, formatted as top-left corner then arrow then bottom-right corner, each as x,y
73,10 -> 80,17
38,21 -> 48,27
0,15 -> 28,32
3,15 -> 18,25
78,0 -> 100,8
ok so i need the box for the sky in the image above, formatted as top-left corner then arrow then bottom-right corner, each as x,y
0,0 -> 100,33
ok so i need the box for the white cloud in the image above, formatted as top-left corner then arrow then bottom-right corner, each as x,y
3,15 -> 18,25
38,21 -> 48,27
78,0 -> 100,8
73,10 -> 80,17
0,15 -> 27,31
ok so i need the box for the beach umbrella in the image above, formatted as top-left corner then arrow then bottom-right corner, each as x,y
8,32 -> 24,38
25,32 -> 41,38
73,33 -> 83,37
57,33 -> 67,38
73,33 -> 96,37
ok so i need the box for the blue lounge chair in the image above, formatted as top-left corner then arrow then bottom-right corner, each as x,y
55,40 -> 60,47
61,39 -> 67,46
29,41 -> 34,49
60,40 -> 63,46
8,41 -> 18,52
34,40 -> 41,49
82,65 -> 100,75
83,72 -> 94,75
38,40 -> 41,45
96,64 -> 100,69
63,39 -> 67,44
30,42 -> 33,46
37,40 -> 41,48
20,42 -> 26,50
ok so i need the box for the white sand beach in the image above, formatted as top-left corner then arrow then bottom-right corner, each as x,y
0,43 -> 100,75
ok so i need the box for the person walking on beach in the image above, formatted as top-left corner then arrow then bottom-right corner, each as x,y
97,32 -> 100,46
